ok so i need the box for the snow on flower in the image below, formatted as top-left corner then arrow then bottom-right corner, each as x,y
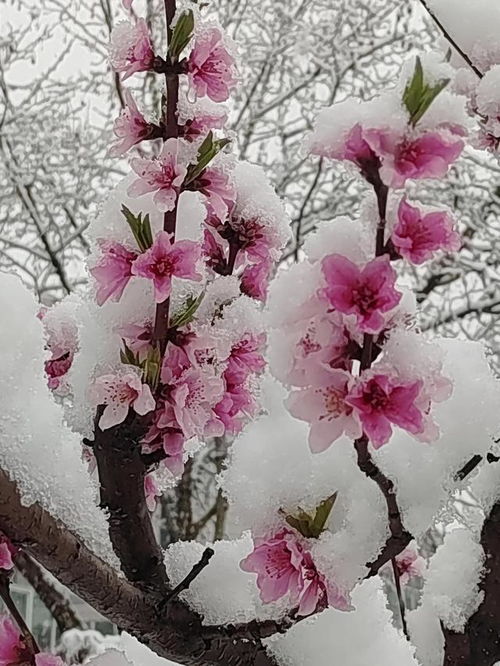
391,197 -> 461,264
320,254 -> 401,334
364,129 -> 464,189
90,240 -> 138,306
187,26 -> 237,103
128,138 -> 187,212
346,373 -> 424,448
240,530 -> 349,616
34,655 -> 65,666
240,260 -> 273,301
284,313 -> 349,387
394,543 -> 426,584
109,90 -> 154,157
195,167 -> 235,221
109,19 -> 155,80
287,368 -> 362,453
88,371 -> 156,430
131,231 -> 202,303
39,307 -> 78,395
144,473 -> 161,512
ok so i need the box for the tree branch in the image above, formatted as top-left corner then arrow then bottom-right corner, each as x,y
92,411 -> 169,593
13,550 -> 82,633
0,466 -> 279,666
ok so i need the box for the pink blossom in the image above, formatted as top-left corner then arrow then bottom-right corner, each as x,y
116,321 -> 153,355
241,531 -> 348,616
286,314 -> 349,387
321,254 -> 401,334
187,27 -> 236,103
35,655 -> 65,666
240,260 -> 273,301
129,138 -> 187,212
41,310 -> 78,394
392,198 -> 461,264
141,403 -> 186,477
215,381 -> 256,435
88,371 -> 156,430
346,373 -> 424,448
109,90 -> 153,157
315,123 -> 379,171
228,216 -> 275,263
109,19 -> 155,80
90,240 -> 138,306
131,232 -> 202,303
0,538 -> 14,571
196,168 -> 235,221
169,369 -> 225,440
364,129 -> 464,188
161,356 -> 225,439
0,615 -> 30,666
202,229 -> 226,273
181,110 -> 228,141
395,544 -> 426,584
144,474 -> 161,512
45,354 -> 73,391
122,0 -> 133,9
287,369 -> 362,453
225,333 -> 266,385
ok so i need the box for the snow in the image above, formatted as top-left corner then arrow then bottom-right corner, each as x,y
266,579 -> 419,666
0,272 -> 118,567
164,534 -> 288,625
423,528 -> 484,632
221,378 -> 388,593
427,0 -> 500,72
375,338 -> 500,536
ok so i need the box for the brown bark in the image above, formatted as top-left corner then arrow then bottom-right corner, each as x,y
13,550 -> 82,633
0,467 -> 278,666
92,412 -> 168,593
443,501 -> 500,665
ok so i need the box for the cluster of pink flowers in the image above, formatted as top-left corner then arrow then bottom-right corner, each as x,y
241,529 -> 351,617
136,327 -> 266,475
281,70 -> 465,454
90,232 -> 201,306
204,208 -> 283,301
0,615 -> 64,666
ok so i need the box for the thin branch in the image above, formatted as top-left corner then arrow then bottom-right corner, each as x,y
163,548 -> 214,603
417,0 -> 483,79
0,466 -> 278,666
13,551 -> 82,633
391,557 -> 409,639
0,573 -> 39,655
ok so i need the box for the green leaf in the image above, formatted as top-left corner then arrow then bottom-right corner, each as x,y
311,493 -> 338,536
121,205 -> 153,252
142,346 -> 161,390
120,339 -> 140,367
402,56 -> 450,126
283,492 -> 338,539
169,291 -> 205,329
168,10 -> 194,61
185,132 -> 231,185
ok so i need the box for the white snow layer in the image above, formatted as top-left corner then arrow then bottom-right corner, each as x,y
0,272 -> 118,567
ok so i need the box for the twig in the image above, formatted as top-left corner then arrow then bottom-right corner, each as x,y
391,557 -> 409,639
417,0 -> 483,79
164,548 -> 214,603
0,572 -> 39,655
